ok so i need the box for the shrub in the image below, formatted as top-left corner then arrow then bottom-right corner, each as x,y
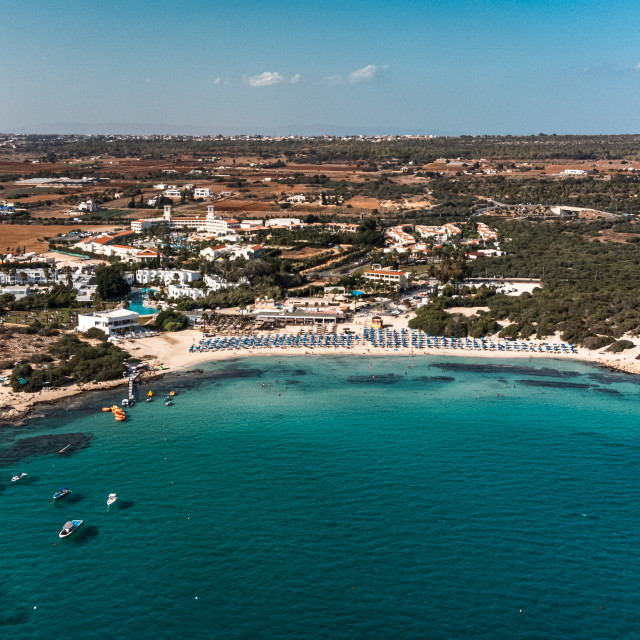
30,353 -> 54,364
0,359 -> 15,370
84,327 -> 108,341
499,324 -> 521,339
606,339 -> 635,354
10,363 -> 33,391
154,310 -> 188,332
38,327 -> 60,337
583,335 -> 615,350
6,334 -> 130,392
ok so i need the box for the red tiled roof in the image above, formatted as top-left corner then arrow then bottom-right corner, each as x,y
93,236 -> 115,245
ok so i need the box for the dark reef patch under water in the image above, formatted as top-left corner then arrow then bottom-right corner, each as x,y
515,379 -> 591,389
593,387 -> 623,396
587,371 -> 640,386
415,376 -> 456,383
0,432 -> 92,467
430,362 -> 582,378
346,374 -> 398,385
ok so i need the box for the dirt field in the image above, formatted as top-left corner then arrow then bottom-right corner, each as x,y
280,247 -> 331,260
0,160 -> 83,176
215,200 -> 272,212
587,229 -> 636,244
0,327 -> 63,372
1,224 -> 118,254
348,196 -> 382,210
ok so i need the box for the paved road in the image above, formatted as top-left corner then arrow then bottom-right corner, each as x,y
472,198 -> 622,219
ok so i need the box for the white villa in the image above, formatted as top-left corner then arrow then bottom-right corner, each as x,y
136,268 -> 200,285
167,284 -> 204,300
0,268 -> 50,285
203,274 -> 249,291
363,267 -> 410,290
199,244 -> 229,261
1,285 -> 31,300
77,199 -> 99,212
77,309 -> 139,336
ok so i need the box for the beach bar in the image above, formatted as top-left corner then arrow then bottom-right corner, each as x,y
252,309 -> 346,325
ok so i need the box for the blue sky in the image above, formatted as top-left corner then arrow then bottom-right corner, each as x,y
2,0 -> 640,135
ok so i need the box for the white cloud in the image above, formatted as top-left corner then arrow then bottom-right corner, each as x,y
246,71 -> 286,87
290,73 -> 301,84
213,77 -> 221,85
348,64 -> 377,84
323,75 -> 344,85
635,62 -> 640,70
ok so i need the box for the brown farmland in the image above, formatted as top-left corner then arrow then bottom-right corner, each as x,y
1,224 -> 116,253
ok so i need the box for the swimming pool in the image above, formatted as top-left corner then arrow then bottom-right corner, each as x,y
127,288 -> 158,315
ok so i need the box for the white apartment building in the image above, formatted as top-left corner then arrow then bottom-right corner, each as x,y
0,268 -> 50,285
203,274 -> 248,291
199,244 -> 229,261
265,217 -> 302,228
386,225 -> 416,246
1,285 -> 31,300
228,244 -> 263,260
239,220 -> 263,229
77,309 -> 139,336
193,188 -> 211,198
167,283 -> 204,300
77,199 -> 98,212
136,268 -> 200,285
414,223 -> 462,241
363,268 -> 410,290
131,206 -> 239,235
476,222 -> 498,241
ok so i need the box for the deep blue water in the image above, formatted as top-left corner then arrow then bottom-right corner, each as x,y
1,355 -> 640,639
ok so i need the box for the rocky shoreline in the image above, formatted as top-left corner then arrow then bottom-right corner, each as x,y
0,369 -> 174,427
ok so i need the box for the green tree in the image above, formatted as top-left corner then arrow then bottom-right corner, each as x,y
96,265 -> 131,299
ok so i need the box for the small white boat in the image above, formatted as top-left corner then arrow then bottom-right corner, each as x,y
107,493 -> 118,506
59,520 -> 83,538
11,473 -> 28,482
53,487 -> 72,500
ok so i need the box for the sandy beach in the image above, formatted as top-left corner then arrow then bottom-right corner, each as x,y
2,315 -> 639,425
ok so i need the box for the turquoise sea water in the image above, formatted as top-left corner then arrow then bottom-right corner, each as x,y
2,355 -> 640,639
